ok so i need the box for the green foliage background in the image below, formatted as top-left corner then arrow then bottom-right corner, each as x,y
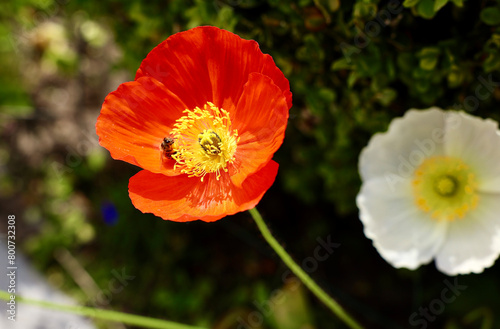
1,0 -> 500,328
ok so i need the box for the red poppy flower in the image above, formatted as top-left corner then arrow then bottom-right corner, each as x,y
96,26 -> 292,222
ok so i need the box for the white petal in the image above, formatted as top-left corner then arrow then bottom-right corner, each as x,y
359,108 -> 446,183
435,192 -> 500,275
443,112 -> 500,193
357,177 -> 448,270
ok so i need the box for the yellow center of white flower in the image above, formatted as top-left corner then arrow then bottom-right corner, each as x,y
412,156 -> 479,221
169,102 -> 238,181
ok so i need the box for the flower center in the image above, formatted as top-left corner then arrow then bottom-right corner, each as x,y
412,156 -> 479,221
198,130 -> 222,155
434,175 -> 457,196
169,102 -> 238,181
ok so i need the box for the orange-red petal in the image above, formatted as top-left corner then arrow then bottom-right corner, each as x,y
135,26 -> 292,111
96,77 -> 188,175
128,160 -> 279,222
229,72 -> 288,187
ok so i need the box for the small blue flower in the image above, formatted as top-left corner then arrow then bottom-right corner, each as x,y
101,201 -> 119,226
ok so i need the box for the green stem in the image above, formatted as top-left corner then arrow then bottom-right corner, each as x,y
248,207 -> 364,329
0,290 -> 207,329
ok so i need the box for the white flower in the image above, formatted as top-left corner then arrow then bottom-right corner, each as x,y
356,108 -> 500,275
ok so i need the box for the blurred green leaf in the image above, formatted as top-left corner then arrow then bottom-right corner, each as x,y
462,307 -> 494,329
270,283 -> 314,329
434,0 -> 449,12
417,0 -> 437,19
354,47 -> 382,77
447,65 -> 464,88
480,7 -> 500,26
483,53 -> 500,72
375,88 -> 397,106
327,0 -> 340,12
353,2 -> 377,19
385,58 -> 396,81
415,79 -> 431,93
87,149 -> 106,172
331,57 -> 352,71
485,34 -> 500,53
449,0 -> 464,6
418,47 -> 441,70
403,0 -> 421,8
347,71 -> 359,88
397,52 -> 416,72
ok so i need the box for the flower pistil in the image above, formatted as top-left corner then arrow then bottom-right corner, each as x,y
169,102 -> 239,181
412,156 -> 479,221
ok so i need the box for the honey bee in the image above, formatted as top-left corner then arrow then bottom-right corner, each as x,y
160,137 -> 176,160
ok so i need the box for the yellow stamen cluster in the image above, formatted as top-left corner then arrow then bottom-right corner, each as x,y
412,156 -> 479,221
169,102 -> 239,181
